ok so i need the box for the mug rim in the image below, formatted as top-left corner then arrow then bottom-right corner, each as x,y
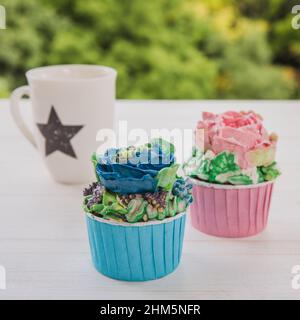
26,64 -> 117,82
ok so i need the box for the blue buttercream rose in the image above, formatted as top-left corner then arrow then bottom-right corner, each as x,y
94,140 -> 175,194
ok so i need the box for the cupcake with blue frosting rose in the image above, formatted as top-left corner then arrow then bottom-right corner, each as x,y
83,138 -> 192,281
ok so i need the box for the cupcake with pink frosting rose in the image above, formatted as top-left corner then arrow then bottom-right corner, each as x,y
183,111 -> 280,238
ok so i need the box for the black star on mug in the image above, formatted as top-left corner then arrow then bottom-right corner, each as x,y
37,106 -> 84,159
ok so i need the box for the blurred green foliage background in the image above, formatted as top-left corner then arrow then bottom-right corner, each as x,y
0,0 -> 300,99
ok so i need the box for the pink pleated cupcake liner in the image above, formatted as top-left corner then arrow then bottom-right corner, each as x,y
190,179 -> 275,238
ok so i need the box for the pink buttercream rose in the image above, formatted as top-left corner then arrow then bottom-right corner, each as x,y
196,111 -> 277,169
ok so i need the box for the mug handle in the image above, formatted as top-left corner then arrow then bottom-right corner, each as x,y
10,86 -> 37,148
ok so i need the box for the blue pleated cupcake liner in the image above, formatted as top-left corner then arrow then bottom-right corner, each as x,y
86,212 -> 186,281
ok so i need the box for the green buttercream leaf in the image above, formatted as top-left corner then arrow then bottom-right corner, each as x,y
209,152 -> 240,182
257,167 -> 265,183
260,162 -> 280,181
91,203 -> 104,213
156,164 -> 179,191
167,197 -> 178,217
146,204 -> 158,219
103,190 -> 117,206
108,203 -> 127,214
127,198 -> 143,212
157,209 -> 167,220
126,198 -> 147,223
227,175 -> 253,185
194,158 -> 210,180
100,206 -> 111,216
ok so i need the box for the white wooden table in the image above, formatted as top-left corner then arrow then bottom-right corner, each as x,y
0,99 -> 300,300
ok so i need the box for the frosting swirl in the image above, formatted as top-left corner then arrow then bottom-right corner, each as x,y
95,141 -> 175,194
196,111 -> 277,169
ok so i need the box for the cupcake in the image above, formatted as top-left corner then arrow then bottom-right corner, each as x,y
184,111 -> 280,238
83,139 -> 193,281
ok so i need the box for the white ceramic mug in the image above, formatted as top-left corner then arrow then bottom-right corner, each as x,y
10,64 -> 117,184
